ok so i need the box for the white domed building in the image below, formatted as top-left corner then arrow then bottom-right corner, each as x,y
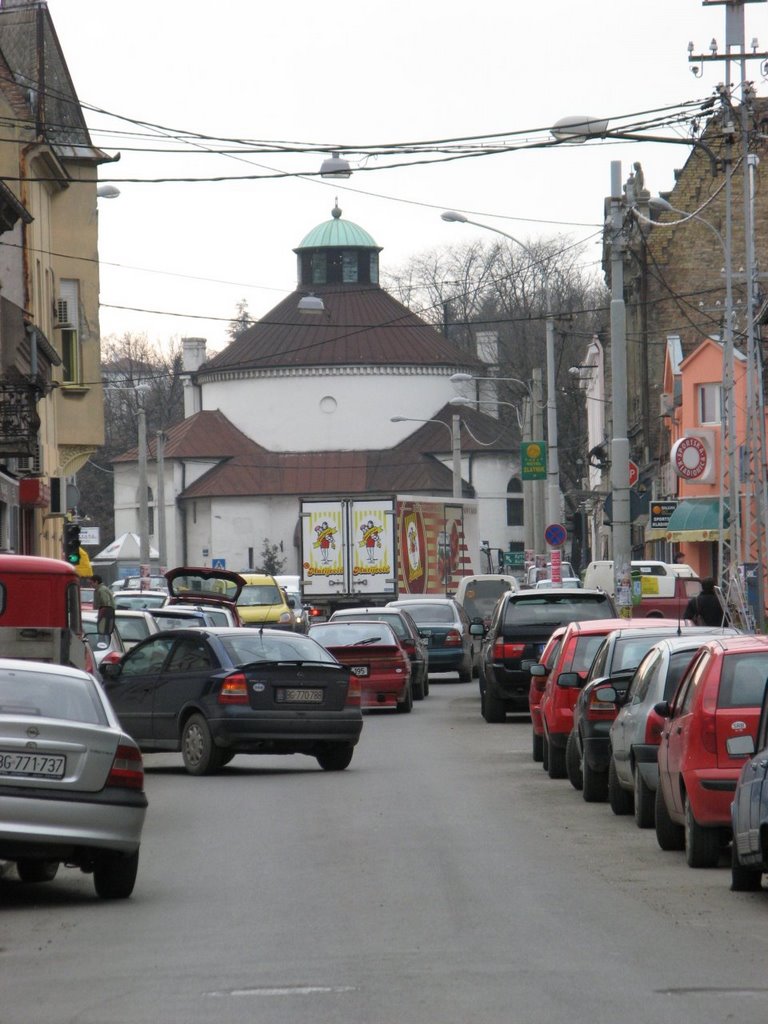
113,206 -> 526,574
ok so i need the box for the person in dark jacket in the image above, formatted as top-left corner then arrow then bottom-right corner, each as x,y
684,577 -> 727,627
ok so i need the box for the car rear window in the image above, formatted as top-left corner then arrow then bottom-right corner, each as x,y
311,623 -> 396,646
572,636 -> 606,673
612,635 -> 672,673
663,649 -> 699,700
0,669 -> 107,725
461,581 -> 512,620
116,617 -> 151,642
221,632 -> 338,666
717,652 -> 768,708
503,595 -> 613,628
393,603 -> 454,624
333,611 -> 408,638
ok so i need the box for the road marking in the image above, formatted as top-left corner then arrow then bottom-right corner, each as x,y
207,985 -> 356,998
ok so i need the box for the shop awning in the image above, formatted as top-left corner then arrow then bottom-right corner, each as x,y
665,497 -> 727,542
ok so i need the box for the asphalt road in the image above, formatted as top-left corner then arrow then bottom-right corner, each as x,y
2,678 -> 768,1024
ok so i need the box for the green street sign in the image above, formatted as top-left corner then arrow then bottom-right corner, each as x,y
503,550 -> 525,568
521,441 -> 547,480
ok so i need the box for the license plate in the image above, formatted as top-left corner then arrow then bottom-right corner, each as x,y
350,665 -> 369,677
0,751 -> 66,779
277,688 -> 323,703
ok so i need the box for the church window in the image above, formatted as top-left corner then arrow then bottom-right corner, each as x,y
506,477 -> 524,527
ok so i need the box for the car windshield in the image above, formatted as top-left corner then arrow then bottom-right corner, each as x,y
238,584 -> 283,608
116,617 -> 151,642
613,635 -> 673,673
503,595 -> 612,628
393,603 -> 454,624
171,573 -> 238,601
153,612 -> 208,629
114,593 -> 167,609
221,633 -> 338,665
311,623 -> 396,647
0,668 -> 107,725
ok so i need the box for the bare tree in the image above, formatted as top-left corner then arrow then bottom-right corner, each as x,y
227,299 -> 252,343
76,334 -> 185,542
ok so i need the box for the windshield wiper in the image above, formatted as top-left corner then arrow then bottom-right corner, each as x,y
345,637 -> 383,647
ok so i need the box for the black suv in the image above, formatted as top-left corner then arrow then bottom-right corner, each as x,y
478,588 -> 617,722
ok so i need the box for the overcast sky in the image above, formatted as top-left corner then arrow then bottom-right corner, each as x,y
44,0 -> 755,354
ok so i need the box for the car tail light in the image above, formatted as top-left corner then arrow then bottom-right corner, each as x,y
84,643 -> 96,675
346,671 -> 361,707
586,688 -> 616,722
700,712 -> 717,754
493,639 -> 525,660
107,743 -> 144,790
308,606 -> 323,618
401,640 -> 416,655
644,709 -> 665,745
444,629 -> 463,647
100,651 -> 122,666
218,672 -> 249,705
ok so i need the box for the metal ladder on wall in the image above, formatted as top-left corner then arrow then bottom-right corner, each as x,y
723,566 -> 755,633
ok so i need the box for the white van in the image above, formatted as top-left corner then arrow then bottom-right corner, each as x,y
454,574 -> 518,627
582,560 -> 698,618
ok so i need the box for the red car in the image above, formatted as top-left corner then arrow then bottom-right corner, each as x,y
654,635 -> 768,867
538,618 -> 664,779
528,626 -> 566,762
309,620 -> 413,713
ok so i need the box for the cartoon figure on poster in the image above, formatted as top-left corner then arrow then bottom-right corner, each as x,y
313,521 -> 337,564
359,519 -> 383,564
437,520 -> 461,584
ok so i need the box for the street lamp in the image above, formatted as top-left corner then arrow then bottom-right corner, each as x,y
390,415 -> 462,499
441,213 -> 561,536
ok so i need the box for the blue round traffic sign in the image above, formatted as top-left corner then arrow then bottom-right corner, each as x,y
544,523 -> 567,548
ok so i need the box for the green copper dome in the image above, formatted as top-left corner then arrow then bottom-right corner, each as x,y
296,203 -> 380,250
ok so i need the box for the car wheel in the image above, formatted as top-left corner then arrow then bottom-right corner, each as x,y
458,656 -> 472,683
413,671 -> 426,701
548,740 -> 567,779
633,765 -> 655,829
566,730 -> 583,790
608,755 -> 633,815
581,750 -> 608,802
730,841 -> 763,891
316,743 -> 354,771
93,849 -> 139,899
654,784 -> 685,851
684,796 -> 721,868
181,713 -> 224,775
482,690 -> 506,723
16,859 -> 58,883
532,730 -> 544,763
396,679 -> 413,713
423,675 -> 429,697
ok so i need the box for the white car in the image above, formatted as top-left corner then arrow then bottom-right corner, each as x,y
81,611 -> 127,669
0,660 -> 147,898
114,609 -> 161,651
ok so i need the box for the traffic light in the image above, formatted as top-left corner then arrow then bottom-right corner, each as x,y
63,522 -> 81,565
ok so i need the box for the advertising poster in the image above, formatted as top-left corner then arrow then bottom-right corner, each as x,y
301,501 -> 344,597
397,500 -> 469,595
350,500 -> 396,595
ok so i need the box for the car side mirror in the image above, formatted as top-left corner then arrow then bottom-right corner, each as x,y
594,685 -> 617,703
530,664 -> 547,677
557,672 -> 580,688
469,622 -> 485,636
654,700 -> 671,718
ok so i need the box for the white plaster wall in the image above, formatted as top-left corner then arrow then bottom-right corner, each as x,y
200,370 -> 457,451
468,453 -> 525,554
184,495 -> 302,572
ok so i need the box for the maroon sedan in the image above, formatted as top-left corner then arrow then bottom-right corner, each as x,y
310,620 -> 413,713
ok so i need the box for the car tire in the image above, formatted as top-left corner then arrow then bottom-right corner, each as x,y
532,730 -> 544,763
423,675 -> 429,697
458,655 -> 472,683
608,755 -> 633,815
566,730 -> 583,791
684,796 -> 721,868
547,740 -> 567,779
581,750 -> 608,802
654,784 -> 685,851
483,690 -> 506,723
316,743 -> 354,771
730,841 -> 763,892
93,849 -> 139,899
396,680 -> 413,713
181,713 -> 224,775
413,672 -> 426,701
633,765 -> 655,829
16,859 -> 58,883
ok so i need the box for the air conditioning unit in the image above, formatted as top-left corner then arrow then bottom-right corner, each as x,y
55,298 -> 72,327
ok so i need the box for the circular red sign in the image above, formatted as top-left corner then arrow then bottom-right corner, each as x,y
672,436 -> 708,479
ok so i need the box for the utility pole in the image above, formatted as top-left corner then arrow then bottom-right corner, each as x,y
137,397 -> 149,569
608,161 -> 632,613
689,0 -> 768,630
156,430 -> 167,571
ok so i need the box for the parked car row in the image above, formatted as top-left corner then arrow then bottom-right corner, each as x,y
521,611 -> 768,890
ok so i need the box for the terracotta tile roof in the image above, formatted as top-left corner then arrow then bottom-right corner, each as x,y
113,410 -> 263,462
393,403 -> 519,454
200,285 -> 481,372
179,448 -> 461,500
